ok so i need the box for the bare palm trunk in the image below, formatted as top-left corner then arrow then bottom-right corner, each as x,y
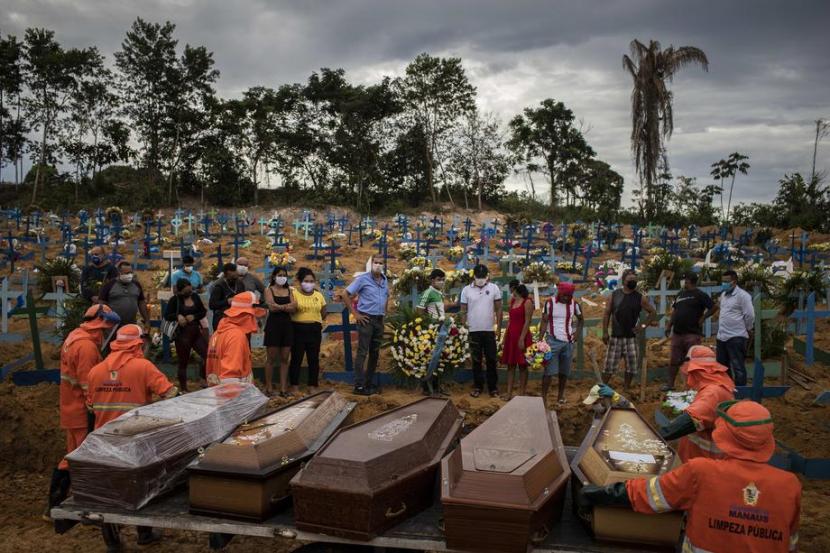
32,120 -> 48,205
527,172 -> 536,200
425,138 -> 436,203
0,89 -> 4,184
725,173 -> 737,227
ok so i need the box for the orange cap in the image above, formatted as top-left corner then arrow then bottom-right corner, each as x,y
113,324 -> 145,349
712,400 -> 775,462
224,291 -> 267,319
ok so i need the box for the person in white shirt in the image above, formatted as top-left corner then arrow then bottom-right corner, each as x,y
714,269 -> 754,385
460,264 -> 502,398
538,282 -> 583,406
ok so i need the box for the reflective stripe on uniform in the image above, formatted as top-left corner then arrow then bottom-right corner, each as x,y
92,402 -> 142,411
687,433 -> 723,454
789,531 -> 799,551
682,536 -> 715,553
219,375 -> 252,384
60,374 -> 79,385
646,477 -> 672,512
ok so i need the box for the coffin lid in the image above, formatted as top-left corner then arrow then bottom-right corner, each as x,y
295,397 -> 461,493
571,406 -> 679,487
442,396 -> 570,507
190,391 -> 350,475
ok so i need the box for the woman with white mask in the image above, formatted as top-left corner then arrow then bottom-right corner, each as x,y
264,266 -> 297,397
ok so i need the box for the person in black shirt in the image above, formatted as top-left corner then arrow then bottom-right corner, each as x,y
80,245 -> 118,303
208,263 -> 245,330
165,279 -> 208,391
664,272 -> 715,390
602,269 -> 657,389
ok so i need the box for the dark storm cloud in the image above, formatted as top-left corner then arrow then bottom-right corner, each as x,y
1,0 -> 829,204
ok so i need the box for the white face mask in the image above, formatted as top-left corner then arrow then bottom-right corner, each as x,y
275,276 -> 288,286
372,263 -> 384,274
237,265 -> 249,276
474,278 -> 487,287
184,265 -> 193,273
119,273 -> 134,283
301,282 -> 315,293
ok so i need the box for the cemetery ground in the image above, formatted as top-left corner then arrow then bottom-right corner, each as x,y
1,207 -> 829,552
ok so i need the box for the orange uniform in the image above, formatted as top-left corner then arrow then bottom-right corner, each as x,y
627,400 -> 801,553
627,457 -> 800,552
677,345 -> 735,461
57,305 -> 119,470
86,325 -> 176,429
205,292 -> 264,386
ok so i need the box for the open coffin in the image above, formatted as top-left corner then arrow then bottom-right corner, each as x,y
441,396 -> 571,553
188,391 -> 355,520
66,383 -> 268,510
570,406 -> 683,547
291,397 -> 463,540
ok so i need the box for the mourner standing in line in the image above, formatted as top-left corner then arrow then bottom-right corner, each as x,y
601,269 -> 656,389
538,281 -> 582,407
235,256 -> 265,298
714,269 -> 755,386
170,255 -> 204,292
345,255 -> 389,396
80,245 -> 118,304
206,291 -> 266,385
86,324 -> 177,552
47,305 -> 120,518
99,261 -> 150,331
579,400 -> 801,553
664,272 -> 715,391
289,267 -> 327,395
164,279 -> 209,392
263,266 -> 296,397
209,263 -> 245,330
417,268 -> 449,396
460,264 -> 503,398
500,283 -> 533,401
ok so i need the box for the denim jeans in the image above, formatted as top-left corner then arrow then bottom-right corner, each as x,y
716,336 -> 748,386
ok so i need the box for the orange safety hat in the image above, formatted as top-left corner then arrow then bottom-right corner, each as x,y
112,323 -> 145,349
224,291 -> 267,319
682,345 -> 733,390
711,400 -> 776,463
80,304 -> 121,332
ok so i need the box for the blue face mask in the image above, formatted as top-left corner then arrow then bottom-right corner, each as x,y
90,255 -> 102,265
721,282 -> 733,293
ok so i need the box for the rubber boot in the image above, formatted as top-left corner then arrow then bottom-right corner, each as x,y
44,468 -> 71,520
102,524 -> 122,553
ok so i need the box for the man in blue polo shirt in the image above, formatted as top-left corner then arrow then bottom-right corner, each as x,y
170,255 -> 203,292
345,256 -> 389,395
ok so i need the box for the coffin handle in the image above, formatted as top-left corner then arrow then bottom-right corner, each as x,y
270,493 -> 291,505
530,523 -> 551,545
385,502 -> 407,518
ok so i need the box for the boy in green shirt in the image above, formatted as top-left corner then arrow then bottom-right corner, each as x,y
417,269 -> 447,396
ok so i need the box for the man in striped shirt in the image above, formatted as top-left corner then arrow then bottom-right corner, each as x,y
538,282 -> 583,406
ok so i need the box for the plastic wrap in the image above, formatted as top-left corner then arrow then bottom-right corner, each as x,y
66,383 -> 268,510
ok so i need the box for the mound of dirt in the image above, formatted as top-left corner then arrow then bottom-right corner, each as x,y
0,382 -> 64,473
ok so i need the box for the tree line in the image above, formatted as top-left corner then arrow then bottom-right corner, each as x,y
0,21 -> 827,230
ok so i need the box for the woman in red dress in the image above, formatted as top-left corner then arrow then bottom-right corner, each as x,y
501,283 -> 534,399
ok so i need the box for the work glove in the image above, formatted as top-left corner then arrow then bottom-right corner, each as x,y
598,384 -> 616,398
659,411 -> 697,441
578,482 -> 631,508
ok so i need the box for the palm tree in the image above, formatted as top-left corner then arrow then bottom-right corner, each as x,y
623,39 -> 709,218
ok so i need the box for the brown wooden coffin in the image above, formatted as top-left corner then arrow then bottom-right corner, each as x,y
187,391 -> 355,521
570,406 -> 683,547
290,397 -> 463,541
66,383 -> 268,510
440,396 -> 571,553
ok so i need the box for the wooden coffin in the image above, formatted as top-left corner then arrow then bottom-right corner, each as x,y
187,391 -> 355,521
441,396 -> 571,553
570,406 -> 683,547
66,383 -> 268,510
291,397 -> 463,540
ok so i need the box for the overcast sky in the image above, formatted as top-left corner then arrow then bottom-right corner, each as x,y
3,0 -> 829,206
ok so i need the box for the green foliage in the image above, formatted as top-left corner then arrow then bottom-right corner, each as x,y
776,270 -> 827,314
760,320 -> 787,359
736,263 -> 777,296
640,249 -> 694,288
57,293 -> 90,341
35,257 -> 80,293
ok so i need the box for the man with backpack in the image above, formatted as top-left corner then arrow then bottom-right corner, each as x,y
601,269 -> 656,389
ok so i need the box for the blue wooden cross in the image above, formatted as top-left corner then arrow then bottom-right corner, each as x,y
463,217 -> 473,241
791,292 -> 830,366
522,224 -> 536,264
11,208 -> 22,230
582,243 -> 596,280
155,217 -> 164,245
326,212 -> 336,234
211,244 -> 224,268
217,212 -> 231,238
327,240 -> 342,272
307,225 -> 327,260
201,214 -> 212,238
337,215 -> 349,232
447,227 -> 458,246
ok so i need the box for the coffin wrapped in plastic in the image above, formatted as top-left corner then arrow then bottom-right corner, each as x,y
571,406 -> 683,547
188,391 -> 355,520
66,383 -> 268,510
441,396 -> 571,553
291,397 -> 463,540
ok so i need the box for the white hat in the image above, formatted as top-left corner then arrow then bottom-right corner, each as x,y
583,384 -> 602,405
